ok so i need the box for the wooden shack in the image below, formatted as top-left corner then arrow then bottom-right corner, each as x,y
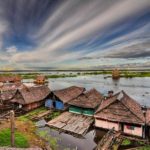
0,82 -> 23,92
11,85 -> 50,111
68,88 -> 103,116
0,75 -> 22,83
45,86 -> 85,110
34,75 -> 47,84
94,91 -> 146,137
0,89 -> 17,112
0,90 -> 17,105
112,68 -> 120,79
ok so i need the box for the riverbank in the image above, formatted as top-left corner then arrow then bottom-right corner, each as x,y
0,107 -> 62,150
0,119 -> 45,148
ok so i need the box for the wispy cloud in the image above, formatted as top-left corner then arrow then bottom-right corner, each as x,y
0,0 -> 150,69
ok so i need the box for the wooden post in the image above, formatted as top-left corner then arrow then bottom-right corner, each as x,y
10,110 -> 15,147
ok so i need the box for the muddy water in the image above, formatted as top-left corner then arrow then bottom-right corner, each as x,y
37,127 -> 106,150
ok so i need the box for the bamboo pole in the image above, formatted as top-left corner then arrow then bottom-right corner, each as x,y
10,110 -> 15,147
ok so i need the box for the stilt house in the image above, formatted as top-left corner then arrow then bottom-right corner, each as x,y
112,68 -> 120,79
0,82 -> 23,92
45,86 -> 85,110
34,75 -> 47,85
94,91 -> 147,137
68,88 -> 103,116
0,75 -> 22,83
11,85 -> 50,111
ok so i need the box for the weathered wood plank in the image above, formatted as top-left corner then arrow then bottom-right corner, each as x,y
47,112 -> 94,135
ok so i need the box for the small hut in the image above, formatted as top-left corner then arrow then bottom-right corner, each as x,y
34,75 -> 47,85
11,85 -> 50,111
0,82 -> 23,92
68,88 -> 103,116
112,68 -> 120,79
0,75 -> 22,83
45,86 -> 85,110
94,91 -> 146,137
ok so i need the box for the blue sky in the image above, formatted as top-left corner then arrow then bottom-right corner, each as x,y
0,0 -> 150,70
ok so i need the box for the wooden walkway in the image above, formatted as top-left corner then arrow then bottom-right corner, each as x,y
96,128 -> 123,150
46,112 -> 94,135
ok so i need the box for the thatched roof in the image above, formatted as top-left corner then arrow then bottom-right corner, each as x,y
0,76 -> 22,83
35,75 -> 46,81
0,83 -> 23,91
68,88 -> 103,109
53,86 -> 85,103
95,91 -> 145,125
0,90 -> 16,103
11,85 -> 50,105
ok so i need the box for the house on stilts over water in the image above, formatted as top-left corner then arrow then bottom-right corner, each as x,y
68,88 -> 103,116
34,75 -> 48,85
112,68 -> 120,79
45,86 -> 85,110
94,90 -> 150,138
0,75 -> 22,83
10,85 -> 50,111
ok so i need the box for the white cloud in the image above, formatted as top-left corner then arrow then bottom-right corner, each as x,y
6,46 -> 18,53
0,0 -> 150,69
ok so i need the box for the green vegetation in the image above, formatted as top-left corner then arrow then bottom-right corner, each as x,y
46,74 -> 77,78
121,138 -> 131,146
121,71 -> 150,78
18,107 -> 61,122
45,111 -> 61,121
18,107 -> 47,121
121,138 -> 150,150
1,70 -> 150,79
38,130 -> 59,150
138,146 -> 150,150
0,128 -> 29,148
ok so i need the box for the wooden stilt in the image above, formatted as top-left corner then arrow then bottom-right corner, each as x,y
10,110 -> 15,147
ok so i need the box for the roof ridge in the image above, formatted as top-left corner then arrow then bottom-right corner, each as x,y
95,92 -> 120,113
120,91 -> 145,123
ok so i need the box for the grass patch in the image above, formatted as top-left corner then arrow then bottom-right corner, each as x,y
0,128 -> 29,148
38,130 -> 59,150
45,111 -> 61,121
138,146 -> 150,150
18,107 -> 47,121
121,139 -> 131,146
47,74 -> 77,78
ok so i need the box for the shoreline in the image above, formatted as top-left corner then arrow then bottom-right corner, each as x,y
1,71 -> 150,79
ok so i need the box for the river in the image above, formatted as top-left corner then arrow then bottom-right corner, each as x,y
25,74 -> 150,150
48,75 -> 150,107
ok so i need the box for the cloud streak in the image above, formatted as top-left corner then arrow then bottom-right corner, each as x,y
0,0 -> 150,69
